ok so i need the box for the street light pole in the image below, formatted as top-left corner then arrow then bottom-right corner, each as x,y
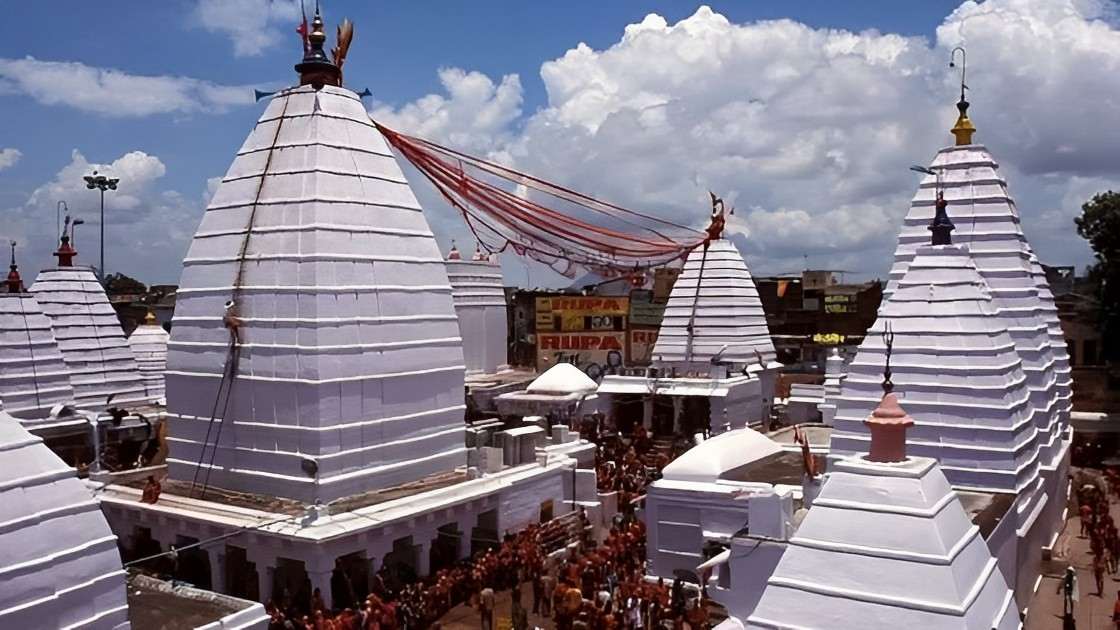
83,170 -> 119,282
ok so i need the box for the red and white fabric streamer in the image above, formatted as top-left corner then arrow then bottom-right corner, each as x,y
372,120 -> 710,277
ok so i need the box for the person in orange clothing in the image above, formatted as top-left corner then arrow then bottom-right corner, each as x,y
140,475 -> 161,504
1112,589 -> 1120,629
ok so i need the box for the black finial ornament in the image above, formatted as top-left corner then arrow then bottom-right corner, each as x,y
295,2 -> 340,88
6,240 -> 20,293
929,190 -> 955,245
882,322 -> 895,395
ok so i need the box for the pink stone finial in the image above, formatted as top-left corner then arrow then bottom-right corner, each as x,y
864,392 -> 914,463
447,241 -> 461,260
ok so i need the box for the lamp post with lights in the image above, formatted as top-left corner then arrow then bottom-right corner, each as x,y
83,171 -> 119,281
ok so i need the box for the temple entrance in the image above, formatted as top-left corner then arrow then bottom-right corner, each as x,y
272,558 -> 311,612
382,536 -> 419,588
610,394 -> 643,435
334,552 -> 369,604
472,509 -> 500,556
430,524 -> 461,573
173,536 -> 212,590
126,526 -> 161,563
680,396 -> 712,437
652,396 -> 675,436
224,545 -> 259,602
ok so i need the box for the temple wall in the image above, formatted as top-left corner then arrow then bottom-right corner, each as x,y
102,461 -> 572,609
716,378 -> 761,432
710,538 -> 786,623
496,465 -> 570,536
644,485 -> 752,580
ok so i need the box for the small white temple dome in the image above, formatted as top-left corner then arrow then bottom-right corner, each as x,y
0,406 -> 130,628
660,427 -> 780,483
526,362 -> 598,395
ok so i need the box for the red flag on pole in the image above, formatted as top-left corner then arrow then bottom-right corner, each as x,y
296,1 -> 309,52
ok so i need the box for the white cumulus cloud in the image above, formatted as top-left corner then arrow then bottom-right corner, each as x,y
193,0 -> 301,58
0,57 -> 254,117
373,1 -> 1120,282
2,150 -> 203,283
0,148 -> 20,171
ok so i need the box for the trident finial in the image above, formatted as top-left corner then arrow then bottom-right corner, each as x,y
8,240 -> 14,267
882,321 -> 895,395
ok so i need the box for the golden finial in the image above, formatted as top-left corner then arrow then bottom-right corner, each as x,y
144,310 -> 157,325
949,47 -> 975,145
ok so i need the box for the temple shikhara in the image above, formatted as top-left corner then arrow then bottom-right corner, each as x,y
0,4 -> 1106,630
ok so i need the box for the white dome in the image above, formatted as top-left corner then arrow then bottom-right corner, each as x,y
661,427 -> 780,483
526,362 -> 598,394
0,408 -> 130,628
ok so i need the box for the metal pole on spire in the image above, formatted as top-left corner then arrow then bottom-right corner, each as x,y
950,47 -> 967,103
949,47 -> 975,145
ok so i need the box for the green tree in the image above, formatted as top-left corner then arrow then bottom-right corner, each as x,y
103,272 -> 147,296
1075,191 -> 1120,361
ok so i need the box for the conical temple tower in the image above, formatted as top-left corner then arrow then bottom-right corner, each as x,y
886,97 -> 1068,479
0,244 -> 75,421
0,403 -> 131,629
748,394 -> 1019,629
652,239 -> 777,370
165,8 -> 467,503
29,230 -> 149,410
831,244 -> 1039,493
128,311 -> 170,401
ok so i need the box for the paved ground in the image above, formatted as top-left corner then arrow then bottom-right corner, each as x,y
1026,498 -> 1120,630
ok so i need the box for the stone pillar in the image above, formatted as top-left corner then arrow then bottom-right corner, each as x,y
245,547 -> 277,604
417,541 -> 431,578
307,561 -> 333,612
672,397 -> 683,434
209,547 -> 227,594
643,398 -> 653,431
458,516 -> 476,559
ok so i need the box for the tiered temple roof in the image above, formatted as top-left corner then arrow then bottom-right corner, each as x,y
748,395 -> 1019,629
165,79 -> 468,503
127,312 -> 170,401
830,244 -> 1039,493
29,238 -> 149,410
445,253 -> 507,374
651,239 -> 776,369
0,405 -> 130,628
886,135 -> 1066,470
0,253 -> 75,420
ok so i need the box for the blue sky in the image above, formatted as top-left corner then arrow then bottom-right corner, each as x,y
0,1 -> 1113,284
